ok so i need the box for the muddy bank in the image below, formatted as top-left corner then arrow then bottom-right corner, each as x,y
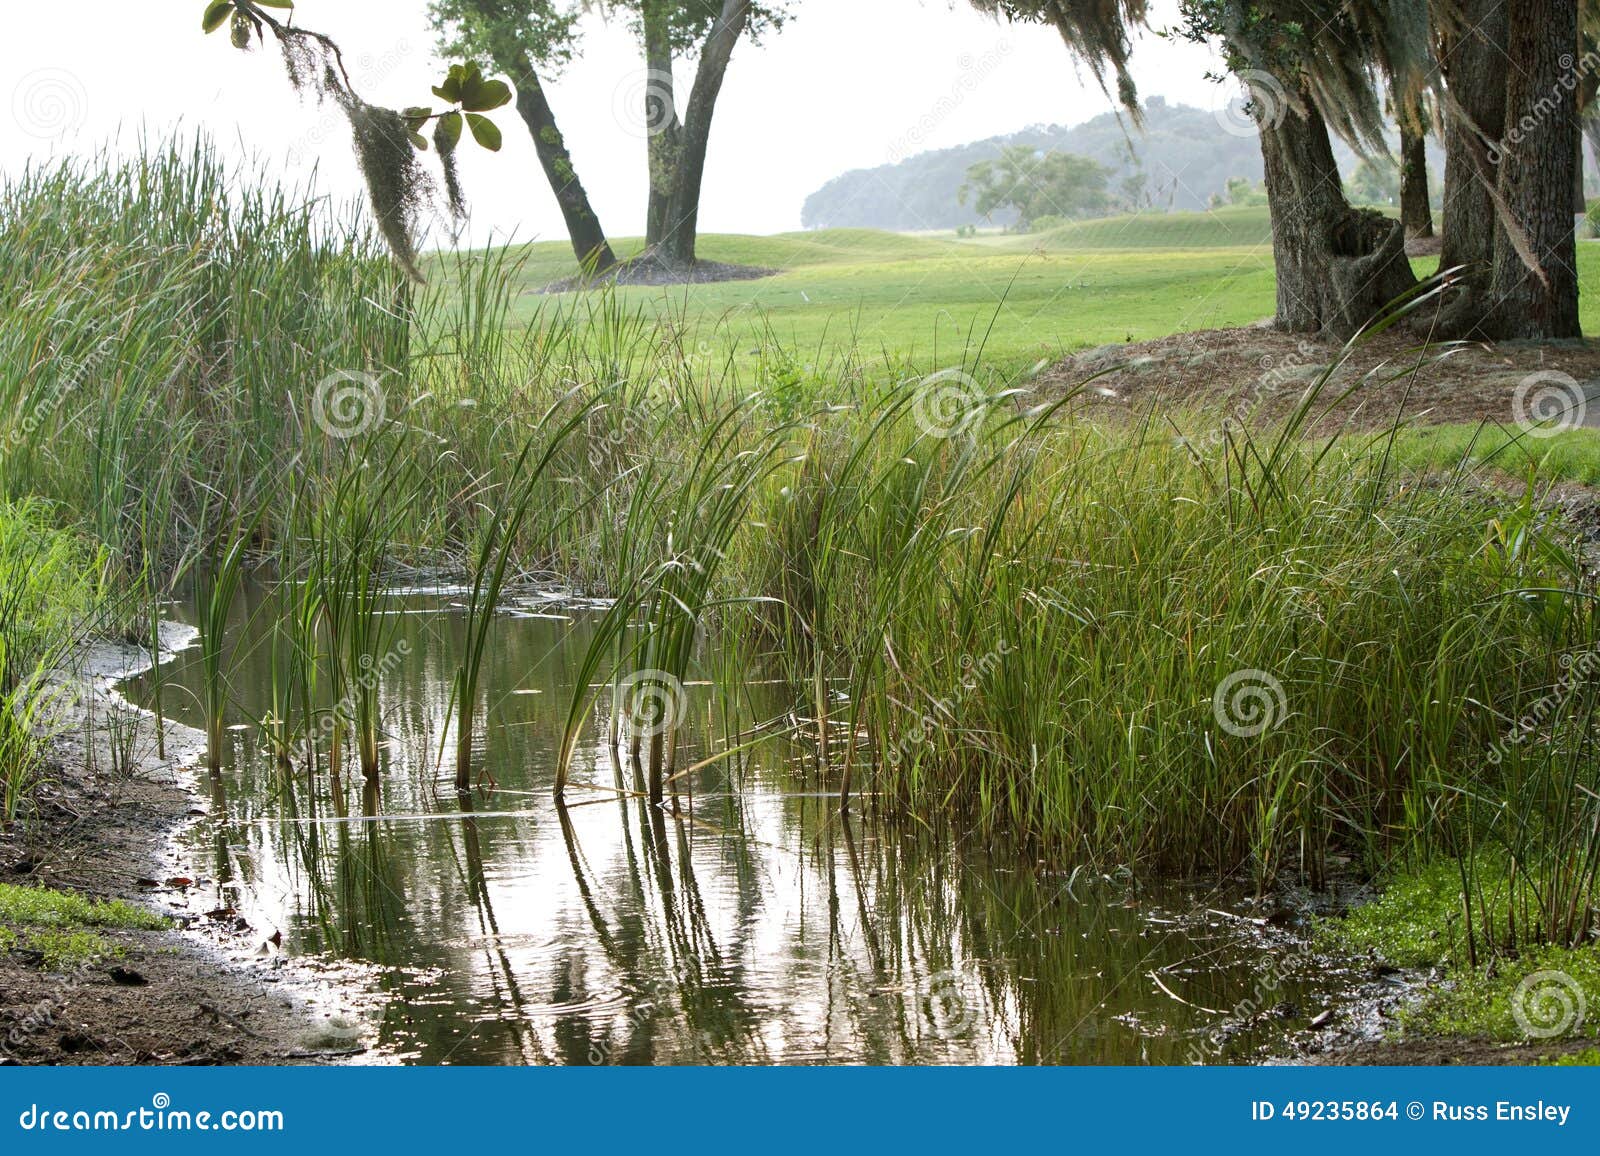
0,633 -> 377,1066
1043,327 -> 1600,434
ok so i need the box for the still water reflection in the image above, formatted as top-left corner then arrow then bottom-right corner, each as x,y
124,584 -> 1354,1065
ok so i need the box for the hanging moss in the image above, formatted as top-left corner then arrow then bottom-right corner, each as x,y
247,17 -> 437,280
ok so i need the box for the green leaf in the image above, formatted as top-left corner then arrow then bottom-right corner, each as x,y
462,79 -> 512,113
434,111 -> 463,154
401,106 -> 433,131
408,131 -> 429,152
253,0 -> 296,7
465,113 -> 501,152
202,1 -> 232,34
432,66 -> 463,105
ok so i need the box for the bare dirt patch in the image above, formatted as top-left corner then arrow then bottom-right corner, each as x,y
0,636 -> 374,1066
1040,325 -> 1600,435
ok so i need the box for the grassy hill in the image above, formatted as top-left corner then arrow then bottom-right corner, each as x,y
475,205 -> 1599,375
489,207 -> 1282,373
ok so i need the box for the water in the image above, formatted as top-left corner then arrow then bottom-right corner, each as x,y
123,583 -> 1363,1065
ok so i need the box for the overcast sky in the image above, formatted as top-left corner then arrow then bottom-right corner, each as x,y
1,1 -> 1229,246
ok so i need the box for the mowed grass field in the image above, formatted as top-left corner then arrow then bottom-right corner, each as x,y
484,204 -> 1600,375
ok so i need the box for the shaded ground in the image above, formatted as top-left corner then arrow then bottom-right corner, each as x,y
541,252 -> 777,294
0,637 -> 371,1066
1042,326 -> 1600,434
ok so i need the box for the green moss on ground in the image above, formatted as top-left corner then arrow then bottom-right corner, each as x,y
0,882 -> 168,972
1323,861 -> 1600,1045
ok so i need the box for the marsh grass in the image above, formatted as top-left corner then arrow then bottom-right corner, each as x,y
0,503 -> 106,820
2,140 -> 1598,929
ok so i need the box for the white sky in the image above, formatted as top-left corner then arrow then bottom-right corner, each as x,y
1,1 -> 1228,245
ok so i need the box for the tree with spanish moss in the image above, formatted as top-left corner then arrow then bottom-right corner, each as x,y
200,0 -> 514,280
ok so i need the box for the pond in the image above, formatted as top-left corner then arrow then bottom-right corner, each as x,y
122,584 -> 1368,1065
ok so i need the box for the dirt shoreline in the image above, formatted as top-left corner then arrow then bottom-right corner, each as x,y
0,633 -> 377,1066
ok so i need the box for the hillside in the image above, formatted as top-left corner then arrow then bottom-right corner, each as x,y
802,98 -> 1265,231
801,96 -> 1437,233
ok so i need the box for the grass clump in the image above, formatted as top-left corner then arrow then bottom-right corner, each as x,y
0,882 -> 168,931
0,502 -> 108,820
0,882 -> 167,972
1324,859 -> 1600,1043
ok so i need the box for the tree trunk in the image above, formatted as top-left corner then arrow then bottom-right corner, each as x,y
1399,101 -> 1434,239
642,2 -> 681,249
1585,107 -> 1600,189
656,0 -> 751,267
506,58 -> 617,275
1436,0 -> 1508,331
1257,84 -> 1418,338
1575,70 -> 1598,213
1487,0 -> 1581,339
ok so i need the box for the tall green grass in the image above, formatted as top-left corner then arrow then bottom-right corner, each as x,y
1,139 -> 1596,947
0,503 -> 107,819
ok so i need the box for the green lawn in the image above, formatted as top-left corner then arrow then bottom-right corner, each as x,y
484,205 -> 1600,377
495,207 -> 1282,374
